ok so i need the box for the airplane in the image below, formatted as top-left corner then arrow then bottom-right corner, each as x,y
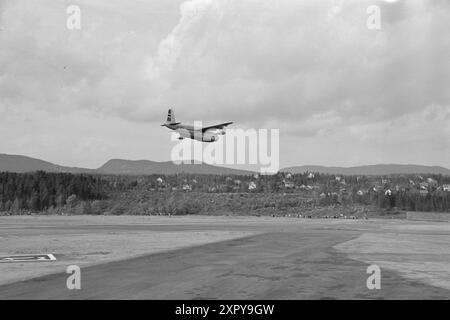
161,109 -> 233,142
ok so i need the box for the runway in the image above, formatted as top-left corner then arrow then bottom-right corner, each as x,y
0,216 -> 449,299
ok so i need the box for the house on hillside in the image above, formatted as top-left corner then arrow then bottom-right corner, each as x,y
248,181 -> 257,191
284,180 -> 295,189
443,184 -> 450,192
419,182 -> 429,190
373,185 -> 383,192
156,177 -> 165,190
182,184 -> 192,192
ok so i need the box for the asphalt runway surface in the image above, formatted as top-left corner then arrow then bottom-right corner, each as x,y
0,217 -> 449,299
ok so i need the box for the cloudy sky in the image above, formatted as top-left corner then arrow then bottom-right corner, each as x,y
0,0 -> 449,170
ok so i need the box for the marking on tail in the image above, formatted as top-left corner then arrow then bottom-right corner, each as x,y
167,108 -> 175,123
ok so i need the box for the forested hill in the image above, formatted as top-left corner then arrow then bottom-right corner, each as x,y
0,154 -> 94,173
0,171 -> 105,212
0,154 -> 252,175
282,164 -> 450,175
97,159 -> 253,175
1,154 -> 449,176
1,171 -> 449,215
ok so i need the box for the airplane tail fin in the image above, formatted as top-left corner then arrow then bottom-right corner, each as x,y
161,108 -> 180,126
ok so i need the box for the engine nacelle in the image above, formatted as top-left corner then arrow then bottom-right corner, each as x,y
202,130 -> 218,142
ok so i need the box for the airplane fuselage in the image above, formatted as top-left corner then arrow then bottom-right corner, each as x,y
163,124 -> 223,142
161,109 -> 232,142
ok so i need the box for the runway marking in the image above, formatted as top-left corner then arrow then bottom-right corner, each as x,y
0,254 -> 56,263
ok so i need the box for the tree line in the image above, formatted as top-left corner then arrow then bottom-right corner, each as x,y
0,171 -> 449,214
0,171 -> 105,212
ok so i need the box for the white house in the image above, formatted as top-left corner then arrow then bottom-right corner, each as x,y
419,182 -> 429,190
284,180 -> 295,189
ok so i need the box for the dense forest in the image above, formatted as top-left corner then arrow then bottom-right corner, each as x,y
0,171 -> 449,216
0,172 -> 105,212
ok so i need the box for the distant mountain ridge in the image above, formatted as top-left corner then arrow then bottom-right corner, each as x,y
1,154 -> 449,176
0,154 -> 95,174
282,164 -> 450,175
0,154 -> 252,175
97,159 -> 253,175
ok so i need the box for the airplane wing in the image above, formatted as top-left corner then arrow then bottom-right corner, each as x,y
201,122 -> 233,132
